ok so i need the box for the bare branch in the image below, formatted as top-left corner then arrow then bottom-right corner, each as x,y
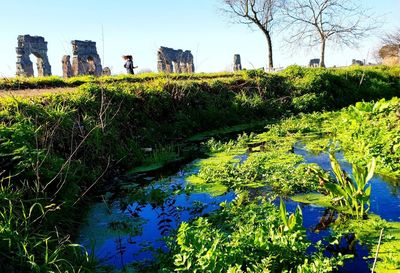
222,0 -> 285,69
381,28 -> 400,45
282,0 -> 379,67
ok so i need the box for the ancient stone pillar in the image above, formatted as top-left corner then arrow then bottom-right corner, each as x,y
62,55 -> 72,78
173,61 -> 181,73
184,51 -> 195,73
102,67 -> 111,76
233,54 -> 242,71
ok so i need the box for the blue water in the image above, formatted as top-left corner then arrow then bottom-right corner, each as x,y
294,144 -> 400,222
78,145 -> 400,270
78,163 -> 235,268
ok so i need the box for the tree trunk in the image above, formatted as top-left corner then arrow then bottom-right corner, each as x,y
320,38 -> 326,67
263,29 -> 274,70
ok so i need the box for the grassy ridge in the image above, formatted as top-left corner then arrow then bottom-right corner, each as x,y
0,65 -> 399,271
0,72 -> 239,90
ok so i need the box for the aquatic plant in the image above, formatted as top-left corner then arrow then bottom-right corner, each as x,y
324,153 -> 376,219
188,132 -> 325,196
159,197 -> 340,273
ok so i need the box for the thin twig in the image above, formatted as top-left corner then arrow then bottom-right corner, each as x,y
73,156 -> 110,206
371,228 -> 384,273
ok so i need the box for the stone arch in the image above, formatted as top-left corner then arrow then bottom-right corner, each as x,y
16,35 -> 52,77
71,40 -> 102,76
157,46 -> 194,74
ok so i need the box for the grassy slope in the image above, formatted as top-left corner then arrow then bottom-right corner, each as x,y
0,65 -> 399,271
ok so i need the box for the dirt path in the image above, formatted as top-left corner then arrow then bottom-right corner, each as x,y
0,87 -> 77,98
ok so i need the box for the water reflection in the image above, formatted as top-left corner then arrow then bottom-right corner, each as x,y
79,143 -> 400,270
294,144 -> 400,221
78,162 -> 235,268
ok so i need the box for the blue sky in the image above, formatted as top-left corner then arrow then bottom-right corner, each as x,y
0,0 -> 399,77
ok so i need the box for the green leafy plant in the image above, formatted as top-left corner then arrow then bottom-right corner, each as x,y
279,198 -> 303,233
158,197 -> 339,273
324,153 -> 376,218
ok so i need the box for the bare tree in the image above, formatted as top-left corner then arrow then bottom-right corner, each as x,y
381,28 -> 400,46
378,28 -> 400,65
222,0 -> 283,70
282,0 -> 377,67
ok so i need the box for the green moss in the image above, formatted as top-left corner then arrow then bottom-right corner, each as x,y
186,176 -> 229,196
186,150 -> 244,196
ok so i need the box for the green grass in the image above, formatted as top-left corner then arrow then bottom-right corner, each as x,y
1,66 -> 399,272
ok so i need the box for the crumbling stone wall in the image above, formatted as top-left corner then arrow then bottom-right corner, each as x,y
309,58 -> 320,67
233,54 -> 242,71
351,59 -> 364,66
62,40 -> 102,77
157,46 -> 194,73
16,35 -> 52,77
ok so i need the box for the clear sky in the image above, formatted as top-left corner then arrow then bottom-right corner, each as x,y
0,0 -> 399,77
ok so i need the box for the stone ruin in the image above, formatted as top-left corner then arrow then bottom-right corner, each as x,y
62,55 -> 72,78
62,40 -> 102,77
102,67 -> 111,76
157,46 -> 194,73
233,54 -> 242,71
351,59 -> 364,66
16,35 -> 52,77
309,58 -> 320,67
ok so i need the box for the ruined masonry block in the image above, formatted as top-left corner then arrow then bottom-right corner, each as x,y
62,55 -> 72,78
309,58 -> 320,67
102,67 -> 111,76
16,35 -> 52,77
62,40 -> 103,77
157,46 -> 194,73
233,54 -> 242,71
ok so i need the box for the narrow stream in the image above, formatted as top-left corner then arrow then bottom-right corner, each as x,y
78,143 -> 400,270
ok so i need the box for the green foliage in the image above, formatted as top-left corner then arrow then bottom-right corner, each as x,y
279,198 -> 303,232
324,153 -> 375,218
334,214 -> 400,273
0,72 -> 240,90
257,97 -> 400,178
338,98 -> 400,177
0,67 -> 399,272
0,179 -> 95,272
188,131 -> 326,196
292,92 -> 327,112
159,197 -> 338,273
